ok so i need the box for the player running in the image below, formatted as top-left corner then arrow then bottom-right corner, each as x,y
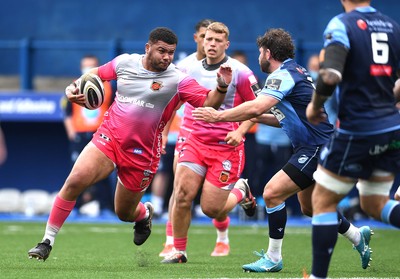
27,27 -> 232,261
193,28 -> 372,273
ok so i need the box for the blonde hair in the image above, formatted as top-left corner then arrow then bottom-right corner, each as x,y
206,22 -> 230,39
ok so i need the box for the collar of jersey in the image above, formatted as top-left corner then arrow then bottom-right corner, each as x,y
202,56 -> 229,71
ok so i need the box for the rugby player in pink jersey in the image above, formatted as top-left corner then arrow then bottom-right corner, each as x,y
27,27 -> 232,262
161,22 -> 260,264
159,19 -> 215,258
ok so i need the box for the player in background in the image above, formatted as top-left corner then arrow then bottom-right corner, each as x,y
63,54 -> 115,217
161,22 -> 259,264
305,1 -> 400,278
159,18 -> 215,257
193,28 -> 371,273
27,27 -> 233,262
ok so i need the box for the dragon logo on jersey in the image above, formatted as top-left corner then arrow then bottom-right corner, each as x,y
140,177 -> 151,189
266,78 -> 282,90
151,80 -> 163,91
219,171 -> 230,183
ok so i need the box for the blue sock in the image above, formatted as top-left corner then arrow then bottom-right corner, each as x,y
311,212 -> 339,278
266,203 -> 286,239
337,210 -> 350,234
381,200 -> 400,228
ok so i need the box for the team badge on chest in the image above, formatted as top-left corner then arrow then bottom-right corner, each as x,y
151,80 -> 163,91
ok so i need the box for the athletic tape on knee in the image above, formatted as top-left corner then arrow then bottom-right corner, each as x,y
356,180 -> 393,196
313,168 -> 354,195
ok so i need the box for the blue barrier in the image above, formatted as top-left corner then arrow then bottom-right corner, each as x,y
0,39 -> 321,91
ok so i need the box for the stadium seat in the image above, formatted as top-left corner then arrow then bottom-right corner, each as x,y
21,189 -> 51,216
0,188 -> 22,213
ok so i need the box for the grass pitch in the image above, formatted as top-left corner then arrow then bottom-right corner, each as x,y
0,221 -> 399,278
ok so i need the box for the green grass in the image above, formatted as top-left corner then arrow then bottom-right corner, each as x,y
0,221 -> 399,278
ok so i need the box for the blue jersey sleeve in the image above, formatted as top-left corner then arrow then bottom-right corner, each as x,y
323,15 -> 350,49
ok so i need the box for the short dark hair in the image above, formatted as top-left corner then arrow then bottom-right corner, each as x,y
195,19 -> 215,32
256,28 -> 295,62
148,27 -> 178,45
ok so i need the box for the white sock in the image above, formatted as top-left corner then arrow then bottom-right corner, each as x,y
43,224 -> 59,246
151,195 -> 164,215
166,235 -> 174,245
267,237 -> 282,262
216,229 -> 229,244
342,223 -> 361,245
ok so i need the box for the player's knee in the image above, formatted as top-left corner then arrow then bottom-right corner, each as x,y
115,209 -> 130,222
262,184 -> 282,205
201,206 -> 219,218
300,204 -> 312,217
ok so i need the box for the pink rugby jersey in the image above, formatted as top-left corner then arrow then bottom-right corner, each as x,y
97,53 -> 210,167
181,56 -> 259,150
176,52 -> 202,133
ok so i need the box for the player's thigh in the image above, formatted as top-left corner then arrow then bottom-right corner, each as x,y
68,142 -> 115,186
174,164 -> 204,203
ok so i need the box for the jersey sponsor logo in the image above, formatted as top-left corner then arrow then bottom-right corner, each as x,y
370,65 -> 392,76
357,19 -> 368,30
100,133 -> 110,142
270,106 -> 285,122
266,78 -> 282,90
298,154 -> 309,164
133,148 -> 143,154
369,143 -> 389,155
222,160 -> 232,171
219,171 -> 230,183
151,80 -> 163,91
117,94 -> 146,106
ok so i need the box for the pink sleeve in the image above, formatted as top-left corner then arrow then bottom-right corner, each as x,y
98,60 -> 117,81
236,71 -> 258,102
178,76 -> 209,107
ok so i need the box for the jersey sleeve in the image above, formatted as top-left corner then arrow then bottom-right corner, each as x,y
323,15 -> 350,49
260,69 -> 295,101
177,75 -> 209,107
97,54 -> 130,81
236,70 -> 259,101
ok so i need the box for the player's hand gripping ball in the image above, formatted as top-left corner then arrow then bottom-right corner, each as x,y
79,73 -> 105,110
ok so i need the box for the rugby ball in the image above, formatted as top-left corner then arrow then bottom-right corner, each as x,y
79,73 -> 105,110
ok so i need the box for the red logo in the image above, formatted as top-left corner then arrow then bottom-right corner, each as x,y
151,81 -> 163,91
357,19 -> 368,30
139,177 -> 151,189
219,171 -> 230,183
370,65 -> 392,76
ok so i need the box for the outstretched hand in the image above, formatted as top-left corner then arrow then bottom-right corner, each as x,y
216,63 -> 232,87
192,107 -> 220,123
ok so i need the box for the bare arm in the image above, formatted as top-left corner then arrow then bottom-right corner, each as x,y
193,94 -> 279,123
225,120 -> 255,146
251,113 -> 280,127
